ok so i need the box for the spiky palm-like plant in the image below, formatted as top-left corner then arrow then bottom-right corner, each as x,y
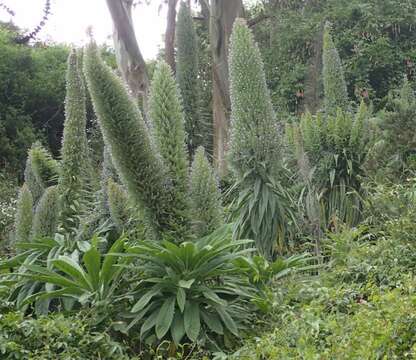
31,186 -> 60,240
322,22 -> 349,116
189,146 -> 223,237
229,19 -> 295,259
59,49 -> 91,232
83,42 -> 187,242
29,142 -> 60,188
176,1 -> 203,155
14,184 -> 33,243
148,61 -> 190,235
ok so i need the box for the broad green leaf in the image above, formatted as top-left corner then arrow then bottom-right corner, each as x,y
184,301 -> 200,342
203,288 -> 227,306
140,308 -> 159,338
171,312 -> 185,344
216,306 -> 239,336
131,286 -> 160,313
101,236 -> 125,284
178,279 -> 195,289
52,256 -> 91,290
83,246 -> 101,290
201,310 -> 224,335
177,287 -> 186,313
155,296 -> 176,339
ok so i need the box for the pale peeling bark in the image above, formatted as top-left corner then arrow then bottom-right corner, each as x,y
165,0 -> 178,71
106,0 -> 150,105
210,0 -> 243,176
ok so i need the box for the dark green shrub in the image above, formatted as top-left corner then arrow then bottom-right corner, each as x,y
0,311 -> 129,359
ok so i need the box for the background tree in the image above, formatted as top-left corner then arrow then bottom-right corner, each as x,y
165,0 -> 178,70
105,0 -> 150,105
210,0 -> 244,175
176,1 -> 203,155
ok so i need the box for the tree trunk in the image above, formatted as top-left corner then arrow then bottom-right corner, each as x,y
165,0 -> 178,71
105,0 -> 150,107
210,0 -> 244,176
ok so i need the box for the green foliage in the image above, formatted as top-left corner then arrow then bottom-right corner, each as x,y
16,236 -> 130,323
98,146 -> 118,219
374,80 -> 416,176
234,253 -> 314,313
189,147 -> 223,238
107,179 -> 131,232
84,42 -> 183,242
126,227 -> 254,345
288,102 -> 371,227
229,19 -> 295,258
148,61 -> 190,238
107,179 -> 144,238
228,19 -> 279,180
0,311 -> 129,359
322,22 -> 349,115
59,49 -> 91,233
176,1 -> 203,155
231,209 -> 416,359
0,173 -> 17,242
31,186 -> 60,240
14,184 -> 33,244
232,280 -> 416,359
250,0 -> 416,112
23,154 -> 44,206
28,142 -> 60,188
232,176 -> 296,258
0,26 -> 68,175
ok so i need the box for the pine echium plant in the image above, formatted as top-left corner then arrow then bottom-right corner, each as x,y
14,184 -> 33,244
176,1 -> 203,155
148,61 -> 190,237
59,49 -> 91,233
228,19 -> 295,259
31,186 -> 60,240
29,142 -> 60,188
322,22 -> 349,116
376,79 -> 416,175
189,146 -> 223,237
287,102 -> 371,228
83,42 -> 190,242
24,153 -> 44,206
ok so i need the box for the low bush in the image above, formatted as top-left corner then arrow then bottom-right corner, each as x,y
0,311 -> 130,359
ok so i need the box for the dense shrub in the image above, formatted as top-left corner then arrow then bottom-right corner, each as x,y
0,173 -> 17,243
0,311 -> 130,359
